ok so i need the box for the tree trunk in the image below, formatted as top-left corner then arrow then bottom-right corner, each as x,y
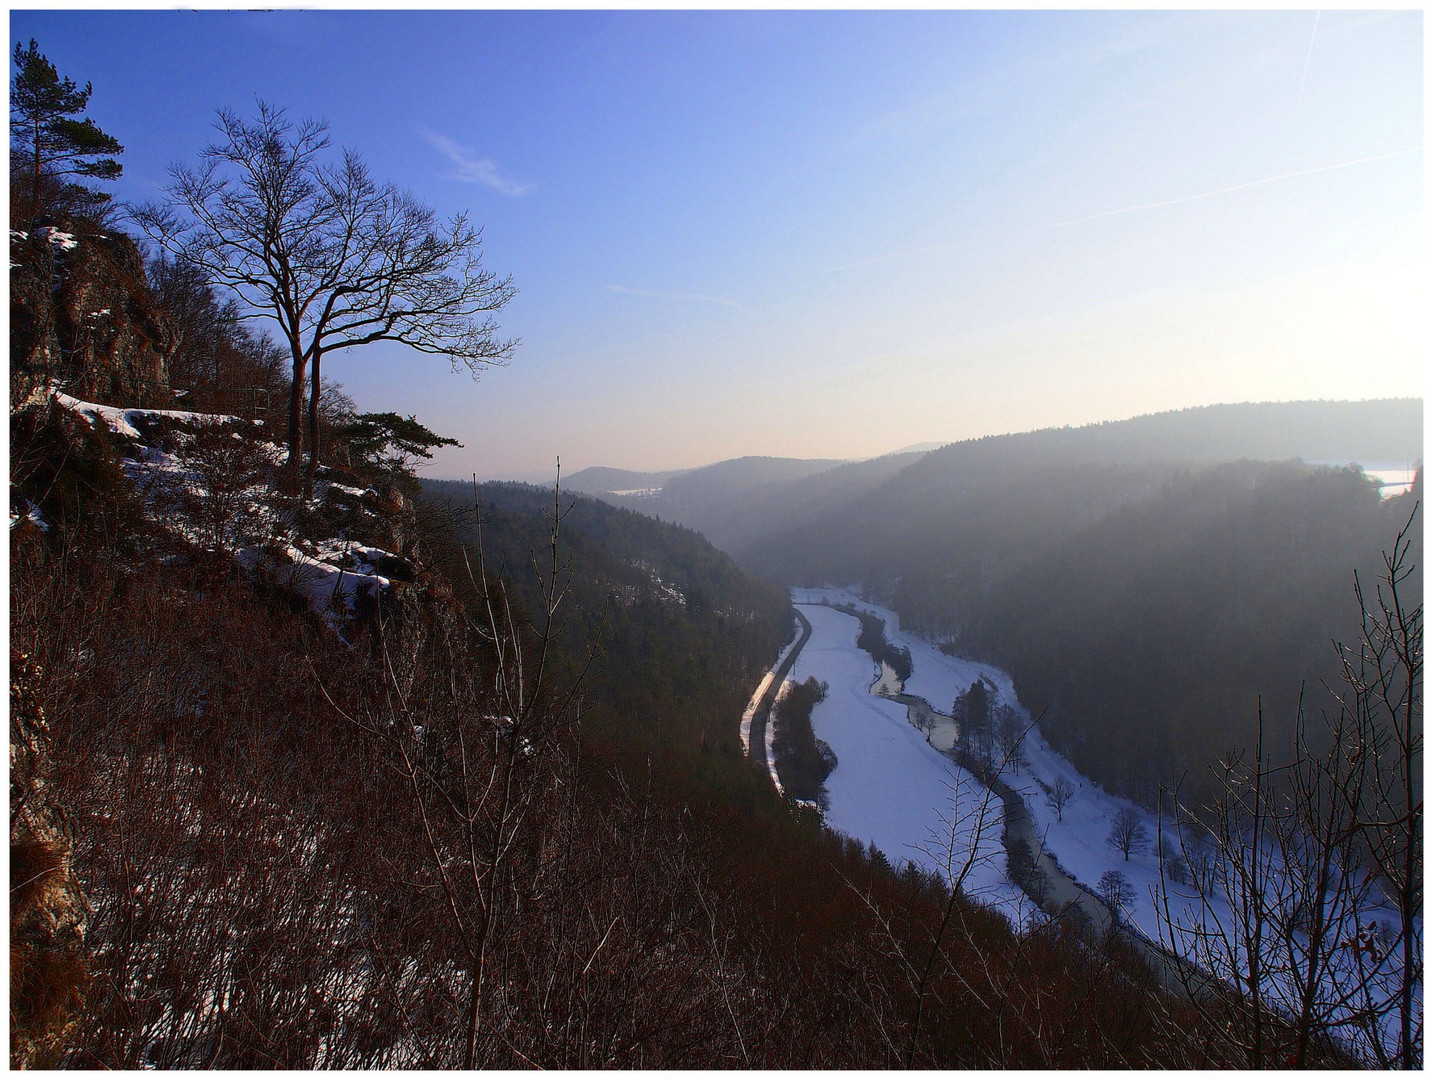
303,352 -> 323,501
32,117 -> 42,218
285,354 -> 305,486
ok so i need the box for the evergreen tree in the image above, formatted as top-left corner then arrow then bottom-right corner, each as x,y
344,412 -> 462,487
956,679 -> 992,760
10,39 -> 123,218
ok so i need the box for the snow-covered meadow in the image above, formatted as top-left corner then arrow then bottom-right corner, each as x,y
784,594 -> 1029,920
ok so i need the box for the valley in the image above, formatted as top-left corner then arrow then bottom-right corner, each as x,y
10,13 -> 1421,1067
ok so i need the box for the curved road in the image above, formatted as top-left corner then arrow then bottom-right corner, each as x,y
743,608 -> 812,786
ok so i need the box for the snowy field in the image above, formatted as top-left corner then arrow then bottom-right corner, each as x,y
785,597 -> 1029,920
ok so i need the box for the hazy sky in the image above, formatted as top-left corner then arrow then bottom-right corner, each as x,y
12,9 -> 1424,479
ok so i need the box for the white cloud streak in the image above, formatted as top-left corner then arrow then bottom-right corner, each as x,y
1034,147 -> 1420,232
422,129 -> 531,196
603,285 -> 744,309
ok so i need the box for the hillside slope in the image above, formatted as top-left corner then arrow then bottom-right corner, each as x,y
587,451 -> 925,553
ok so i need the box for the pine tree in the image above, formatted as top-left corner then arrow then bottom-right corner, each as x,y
10,39 -> 123,219
956,679 -> 992,761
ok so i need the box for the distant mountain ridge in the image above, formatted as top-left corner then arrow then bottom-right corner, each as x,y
743,397 -> 1422,582
592,454 -> 917,553
565,399 -> 1420,562
903,399 -> 1423,489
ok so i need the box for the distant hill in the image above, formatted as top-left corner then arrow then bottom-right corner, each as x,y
590,455 -> 848,546
558,449 -> 940,553
742,399 -> 1423,577
561,465 -> 689,495
661,455 -> 849,499
885,441 -> 946,455
567,400 -> 1422,570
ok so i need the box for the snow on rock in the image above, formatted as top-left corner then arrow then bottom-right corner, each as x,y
54,390 -> 244,439
37,226 -> 78,251
235,543 -> 390,618
9,494 -> 49,533
317,480 -> 373,499
50,388 -> 403,633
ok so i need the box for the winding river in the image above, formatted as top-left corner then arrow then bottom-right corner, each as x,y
881,666 -> 1204,996
747,597 -> 1200,995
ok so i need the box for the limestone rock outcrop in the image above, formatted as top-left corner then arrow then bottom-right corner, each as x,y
11,218 -> 176,410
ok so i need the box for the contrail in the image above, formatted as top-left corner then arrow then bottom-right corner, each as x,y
1034,147 -> 1420,233
1297,11 -> 1321,112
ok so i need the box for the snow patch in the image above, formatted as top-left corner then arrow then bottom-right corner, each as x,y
37,226 -> 78,251
54,390 -> 243,439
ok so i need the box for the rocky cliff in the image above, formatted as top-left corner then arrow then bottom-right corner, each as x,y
10,218 -> 176,410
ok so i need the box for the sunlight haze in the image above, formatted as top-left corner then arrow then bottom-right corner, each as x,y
14,8 -> 1423,477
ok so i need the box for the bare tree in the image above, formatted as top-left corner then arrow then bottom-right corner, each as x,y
994,703 -> 1028,774
1097,869 -> 1136,921
1045,775 -> 1075,823
1156,507 -> 1422,1068
1342,516 -> 1422,1068
136,103 -> 516,496
323,476 -> 590,1067
1107,806 -> 1148,861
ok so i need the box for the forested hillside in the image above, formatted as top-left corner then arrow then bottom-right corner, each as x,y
961,463 -> 1420,802
739,402 -> 1422,803
743,399 -> 1420,590
421,478 -> 792,793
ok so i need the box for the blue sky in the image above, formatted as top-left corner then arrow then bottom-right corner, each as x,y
11,9 -> 1424,478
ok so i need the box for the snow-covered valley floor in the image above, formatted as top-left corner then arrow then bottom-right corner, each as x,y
783,594 -> 1030,920
792,587 -> 1229,940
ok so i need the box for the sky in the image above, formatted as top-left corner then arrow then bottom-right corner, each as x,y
10,8 -> 1425,479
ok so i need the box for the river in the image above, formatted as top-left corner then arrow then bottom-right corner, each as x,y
777,590 -> 1206,994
